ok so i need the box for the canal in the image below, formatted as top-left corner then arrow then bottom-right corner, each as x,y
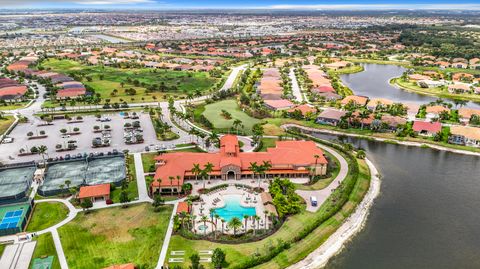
340,63 -> 480,109
315,133 -> 480,269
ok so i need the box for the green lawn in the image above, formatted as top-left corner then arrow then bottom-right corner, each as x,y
256,138 -> 278,152
0,116 -> 15,135
202,99 -> 260,134
0,102 -> 29,111
111,156 -> 139,203
0,244 -> 6,257
30,233 -> 61,269
40,58 -> 220,104
58,203 -> 173,269
26,202 -> 69,232
166,154 -> 370,269
295,150 -> 341,191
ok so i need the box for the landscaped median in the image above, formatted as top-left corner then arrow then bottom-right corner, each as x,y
165,135 -> 372,269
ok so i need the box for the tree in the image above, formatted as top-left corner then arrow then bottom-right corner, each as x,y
38,145 -> 48,164
80,199 -> 93,211
212,248 -> 226,269
152,194 -> 165,208
201,215 -> 209,236
189,253 -> 203,269
232,119 -> 243,134
64,179 -> 71,189
356,150 -> 366,159
228,217 -> 242,236
202,162 -> 214,189
119,190 -> 130,207
192,163 -> 201,182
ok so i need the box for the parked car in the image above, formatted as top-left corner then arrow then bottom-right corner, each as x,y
2,137 -> 14,143
145,146 -> 150,152
65,154 -> 71,160
310,196 -> 318,207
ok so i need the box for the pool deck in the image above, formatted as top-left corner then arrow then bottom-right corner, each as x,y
191,185 -> 269,235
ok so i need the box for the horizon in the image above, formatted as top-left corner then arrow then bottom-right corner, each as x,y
1,1 -> 480,11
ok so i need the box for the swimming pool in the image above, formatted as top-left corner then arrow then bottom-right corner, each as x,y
212,195 -> 256,222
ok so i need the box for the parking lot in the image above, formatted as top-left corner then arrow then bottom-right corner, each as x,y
0,111 -> 188,164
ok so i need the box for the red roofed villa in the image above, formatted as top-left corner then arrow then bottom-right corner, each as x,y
78,183 -> 111,203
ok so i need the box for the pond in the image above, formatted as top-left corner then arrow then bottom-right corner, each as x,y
311,133 -> 480,269
340,63 -> 480,109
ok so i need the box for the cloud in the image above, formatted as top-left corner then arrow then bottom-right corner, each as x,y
268,4 -> 480,10
74,0 -> 155,4
0,0 -> 156,6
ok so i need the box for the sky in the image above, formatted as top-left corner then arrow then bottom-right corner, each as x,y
2,0 -> 480,10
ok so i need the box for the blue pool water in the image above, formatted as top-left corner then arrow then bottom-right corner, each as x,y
212,195 -> 256,222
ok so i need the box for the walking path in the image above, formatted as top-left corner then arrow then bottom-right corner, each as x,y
156,202 -> 179,269
133,153 -> 150,201
289,68 -> 304,102
295,143 -> 349,212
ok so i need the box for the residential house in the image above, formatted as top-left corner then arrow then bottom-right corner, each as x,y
340,95 -> 369,107
449,126 -> 480,147
425,105 -> 450,121
316,109 -> 347,126
448,84 -> 471,94
458,108 -> 480,124
412,121 -> 442,137
366,98 -> 394,111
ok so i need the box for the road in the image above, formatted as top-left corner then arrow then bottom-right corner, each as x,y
289,68 -> 304,103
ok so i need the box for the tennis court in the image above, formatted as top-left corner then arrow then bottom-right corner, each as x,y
38,155 -> 126,196
0,165 -> 35,202
0,201 -> 32,236
31,256 -> 54,269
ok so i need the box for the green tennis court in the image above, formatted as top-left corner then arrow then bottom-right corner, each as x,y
31,256 -> 54,269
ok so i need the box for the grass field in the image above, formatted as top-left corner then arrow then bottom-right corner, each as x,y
0,102 -> 29,111
40,59 -> 219,104
30,233 -> 61,269
0,115 -> 15,135
166,154 -> 370,269
26,202 -> 69,232
202,99 -> 260,134
295,150 -> 341,191
256,137 -> 278,152
0,244 -> 6,257
58,203 -> 172,269
111,156 -> 139,203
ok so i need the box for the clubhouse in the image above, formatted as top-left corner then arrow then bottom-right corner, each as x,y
150,135 -> 328,194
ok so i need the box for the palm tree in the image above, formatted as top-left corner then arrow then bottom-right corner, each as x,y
254,215 -> 261,235
358,110 -> 370,130
232,119 -> 243,134
38,145 -> 48,165
201,215 -> 209,236
228,217 -> 242,236
243,214 -> 249,230
249,162 -> 258,183
176,175 -> 181,197
203,162 -> 214,189
261,160 -> 272,181
192,163 -> 201,183
64,180 -> 71,190
221,218 -> 225,234
208,131 -> 219,148
169,176 -> 174,195
263,210 -> 269,231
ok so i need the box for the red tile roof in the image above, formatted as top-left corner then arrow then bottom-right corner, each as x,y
0,86 -> 28,97
56,88 -> 86,98
152,135 -> 327,188
78,184 -> 110,199
176,202 -> 190,214
412,121 -> 442,133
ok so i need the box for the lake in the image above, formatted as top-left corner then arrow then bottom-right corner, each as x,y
312,133 -> 480,269
340,63 -> 480,109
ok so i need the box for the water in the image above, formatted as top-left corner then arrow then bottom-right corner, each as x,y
91,34 -> 129,44
212,195 -> 256,222
311,133 -> 480,269
340,63 -> 480,109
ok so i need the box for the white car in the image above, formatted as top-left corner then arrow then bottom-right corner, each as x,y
2,137 -> 14,143
61,134 -> 71,139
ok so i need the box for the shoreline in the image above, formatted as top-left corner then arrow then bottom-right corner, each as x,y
287,157 -> 381,269
282,124 -> 480,157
